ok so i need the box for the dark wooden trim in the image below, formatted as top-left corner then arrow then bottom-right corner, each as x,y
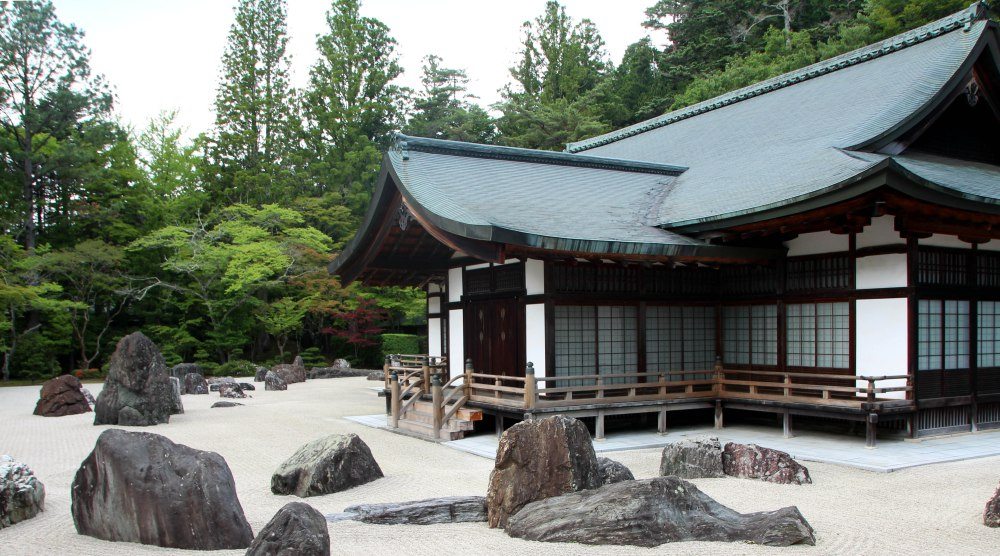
855,244 -> 908,258
907,237 -> 919,408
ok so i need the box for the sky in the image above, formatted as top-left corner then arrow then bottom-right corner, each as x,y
53,0 -> 666,138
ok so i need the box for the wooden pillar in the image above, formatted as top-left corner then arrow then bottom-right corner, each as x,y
383,355 -> 391,390
389,372 -> 401,429
783,410 -> 793,438
524,362 -> 537,410
595,410 -> 606,441
431,374 -> 443,439
657,407 -> 668,435
422,363 -> 431,396
714,400 -> 724,429
971,398 -> 979,433
866,412 -> 878,449
464,358 -> 473,399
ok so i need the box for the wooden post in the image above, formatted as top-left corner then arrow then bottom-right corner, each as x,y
866,412 -> 878,448
464,359 -> 473,399
714,400 -> 724,429
657,407 -> 668,435
866,377 -> 876,403
783,410 -> 793,438
596,376 -> 604,399
389,372 -> 401,429
422,363 -> 431,396
596,410 -> 606,440
431,374 -> 443,439
713,356 -> 723,394
524,362 -> 537,410
495,414 -> 504,438
783,374 -> 791,398
383,355 -> 391,390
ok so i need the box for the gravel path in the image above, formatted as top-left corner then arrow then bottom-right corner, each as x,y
0,377 -> 997,555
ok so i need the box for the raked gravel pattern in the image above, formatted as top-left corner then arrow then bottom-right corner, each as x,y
0,377 -> 997,555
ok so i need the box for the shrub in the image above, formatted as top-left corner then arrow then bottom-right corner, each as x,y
214,359 -> 257,377
299,347 -> 326,367
381,333 -> 420,359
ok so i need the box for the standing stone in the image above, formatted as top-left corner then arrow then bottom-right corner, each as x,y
71,429 -> 253,549
254,366 -> 269,382
183,372 -> 209,395
660,437 -> 726,479
0,455 -> 45,529
171,363 -> 203,380
265,370 -> 287,391
271,434 -> 383,497
506,477 -> 815,547
722,443 -> 812,485
33,375 -> 91,417
596,457 -> 634,485
486,416 -> 600,528
169,377 -> 184,415
94,332 -> 175,426
246,502 -> 330,556
272,356 -> 306,384
985,482 -> 1000,527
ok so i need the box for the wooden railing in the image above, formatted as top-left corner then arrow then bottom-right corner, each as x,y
387,355 -> 468,440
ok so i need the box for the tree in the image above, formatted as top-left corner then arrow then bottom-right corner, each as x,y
209,0 -> 300,206
257,296 -> 307,357
584,37 -> 675,128
136,111 -> 207,225
0,0 -> 111,251
404,55 -> 496,143
304,0 -> 406,217
324,297 -> 386,360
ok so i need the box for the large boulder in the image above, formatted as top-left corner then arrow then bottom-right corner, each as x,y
183,372 -> 208,395
0,455 -> 45,529
486,416 -> 600,529
265,370 -> 287,391
660,437 -> 726,479
597,457 -> 634,485
246,502 -> 330,556
272,356 -> 306,384
271,434 -> 383,497
506,476 -> 815,547
722,443 -> 812,485
33,374 -> 91,417
94,332 -> 175,426
171,363 -> 202,380
341,496 -> 487,525
169,377 -> 184,415
985,482 -> 1000,527
71,429 -> 253,549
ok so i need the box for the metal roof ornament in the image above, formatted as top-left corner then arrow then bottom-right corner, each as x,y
966,80 -> 980,106
397,204 -> 413,231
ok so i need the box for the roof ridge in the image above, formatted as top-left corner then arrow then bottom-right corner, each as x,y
566,1 -> 991,154
393,134 -> 687,176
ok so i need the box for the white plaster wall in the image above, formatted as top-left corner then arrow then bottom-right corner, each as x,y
525,303 -> 547,377
428,317 -> 441,357
525,259 -> 545,295
855,253 -> 908,289
427,283 -> 441,294
857,215 -> 903,248
465,262 -> 490,270
921,234 -> 971,249
784,231 -> 848,256
448,309 -> 464,380
428,297 -> 441,314
856,298 -> 908,400
447,267 -> 463,302
982,240 -> 1000,252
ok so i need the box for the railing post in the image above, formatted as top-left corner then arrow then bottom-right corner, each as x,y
866,377 -> 876,403
866,412 -> 878,449
383,355 -> 391,390
390,371 -> 401,429
524,362 -> 537,410
596,375 -> 604,399
464,359 -> 473,399
431,373 -> 443,439
783,373 -> 791,398
713,356 -> 723,394
422,363 -> 431,396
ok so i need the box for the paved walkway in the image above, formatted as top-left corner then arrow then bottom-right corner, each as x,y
346,414 -> 1000,472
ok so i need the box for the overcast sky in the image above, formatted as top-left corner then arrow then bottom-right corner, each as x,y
53,0 -> 665,138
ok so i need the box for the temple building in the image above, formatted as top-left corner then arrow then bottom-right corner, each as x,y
330,3 -> 1000,444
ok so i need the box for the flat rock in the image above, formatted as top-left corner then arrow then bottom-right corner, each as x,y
0,455 -> 45,529
169,377 -> 184,415
183,372 -> 208,395
94,332 -> 175,426
71,429 -> 253,549
171,363 -> 202,380
985,481 -> 1000,527
341,496 -> 487,525
307,366 -> 371,379
597,457 -> 634,485
486,416 -> 600,528
246,502 -> 330,556
212,401 -> 244,408
33,375 -> 91,417
660,437 -> 725,479
271,434 -> 383,497
722,443 -> 812,485
506,476 -> 815,547
265,370 -> 287,391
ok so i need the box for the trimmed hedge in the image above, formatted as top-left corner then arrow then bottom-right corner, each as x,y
381,333 -> 421,358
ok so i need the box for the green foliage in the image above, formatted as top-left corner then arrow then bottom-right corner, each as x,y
214,359 -> 257,377
404,55 -> 497,143
380,333 -> 420,358
299,346 -> 326,367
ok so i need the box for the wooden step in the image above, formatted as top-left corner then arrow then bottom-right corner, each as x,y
395,418 -> 465,441
407,400 -> 483,422
399,411 -> 475,431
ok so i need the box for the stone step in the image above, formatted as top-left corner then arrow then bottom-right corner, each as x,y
395,418 -> 465,441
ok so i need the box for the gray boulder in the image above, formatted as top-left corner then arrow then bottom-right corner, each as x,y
340,496 -> 486,525
169,377 -> 184,415
94,332 -> 175,426
366,370 -> 383,381
333,358 -> 350,370
71,429 -> 253,549
212,401 -> 243,408
246,502 -> 330,556
660,437 -> 726,479
722,443 -> 812,485
597,457 -> 634,485
265,370 -> 287,391
985,481 -> 1000,527
506,476 -> 815,547
486,416 -> 600,529
239,382 -> 255,391
219,383 -> 247,399
183,372 -> 208,395
171,363 -> 202,380
0,455 -> 45,529
254,366 -> 269,382
271,434 -> 383,497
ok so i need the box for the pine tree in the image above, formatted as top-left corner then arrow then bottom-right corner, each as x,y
404,55 -> 496,143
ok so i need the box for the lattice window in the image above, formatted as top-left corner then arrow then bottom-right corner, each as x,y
494,264 -> 524,293
464,268 -> 492,295
918,299 -> 969,370
644,267 -> 719,296
786,255 -> 852,292
978,301 -> 1000,368
554,306 -> 597,387
646,306 -> 716,379
723,305 -> 777,366
720,265 -> 779,296
551,265 -> 639,295
786,302 -> 850,368
917,249 -> 969,287
978,251 -> 1000,289
597,306 -> 638,385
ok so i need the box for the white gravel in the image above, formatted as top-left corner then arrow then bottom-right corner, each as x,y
0,377 -> 997,555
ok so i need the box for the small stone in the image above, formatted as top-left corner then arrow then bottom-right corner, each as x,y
238,382 -> 255,391
271,434 -> 383,497
660,437 -> 725,479
247,502 -> 330,556
596,457 -> 634,485
212,401 -> 244,408
0,455 -> 45,529
722,443 -> 812,485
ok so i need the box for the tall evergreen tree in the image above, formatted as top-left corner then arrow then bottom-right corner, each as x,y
210,0 -> 299,206
404,55 -> 496,143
